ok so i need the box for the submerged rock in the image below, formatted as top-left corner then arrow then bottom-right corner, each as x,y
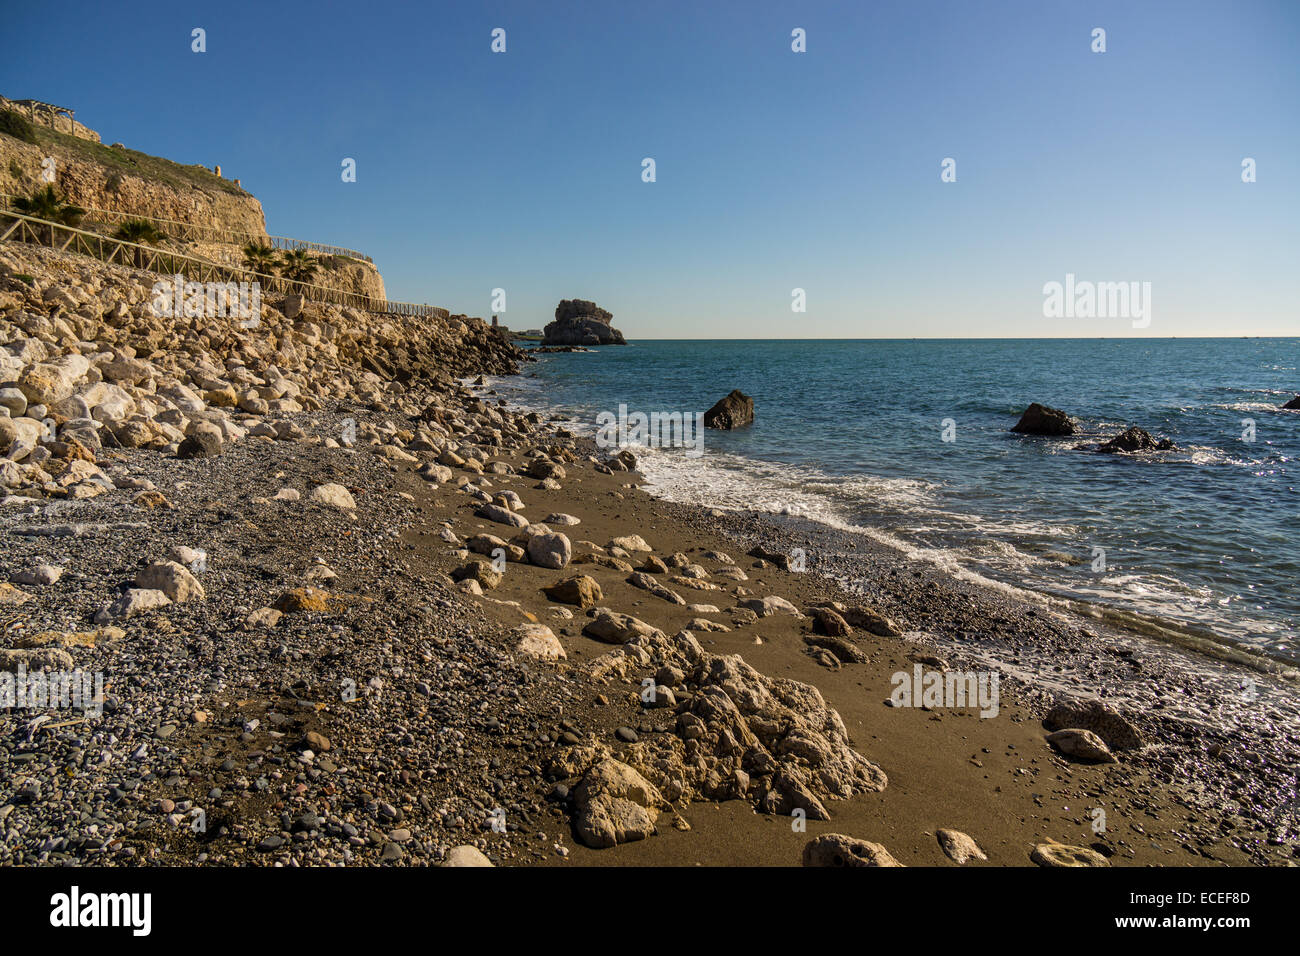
1011,402 -> 1075,436
1097,426 -> 1176,453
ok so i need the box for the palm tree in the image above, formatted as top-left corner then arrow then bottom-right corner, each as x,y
242,241 -> 279,276
113,219 -> 167,268
12,185 -> 85,242
278,248 -> 320,285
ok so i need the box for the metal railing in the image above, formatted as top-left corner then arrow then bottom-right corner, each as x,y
0,210 -> 449,319
0,193 -> 373,262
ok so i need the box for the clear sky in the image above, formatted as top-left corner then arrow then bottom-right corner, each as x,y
3,0 -> 1297,338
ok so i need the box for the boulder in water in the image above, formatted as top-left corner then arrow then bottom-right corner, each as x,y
543,299 -> 626,346
1011,402 -> 1075,436
1097,426 -> 1175,454
704,389 -> 754,429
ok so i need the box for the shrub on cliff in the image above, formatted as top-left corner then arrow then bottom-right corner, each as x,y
0,109 -> 39,145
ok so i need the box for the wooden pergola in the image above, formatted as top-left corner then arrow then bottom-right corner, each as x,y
10,98 -> 77,128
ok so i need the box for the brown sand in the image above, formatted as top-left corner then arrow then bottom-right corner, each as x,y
398,445 -> 1254,867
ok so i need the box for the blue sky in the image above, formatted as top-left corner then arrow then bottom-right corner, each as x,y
3,0 -> 1297,338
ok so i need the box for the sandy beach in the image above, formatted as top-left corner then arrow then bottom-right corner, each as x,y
2,239 -> 1292,867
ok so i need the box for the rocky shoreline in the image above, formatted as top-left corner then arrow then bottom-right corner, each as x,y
2,245 -> 1296,867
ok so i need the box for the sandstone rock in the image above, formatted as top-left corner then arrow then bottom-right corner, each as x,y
572,759 -> 661,848
11,564 -> 63,586
95,588 -> 172,622
1046,728 -> 1117,763
583,609 -> 662,644
0,582 -> 32,605
452,561 -> 503,590
514,623 -> 566,661
1043,697 -> 1143,750
1030,841 -> 1110,867
627,571 -> 686,605
811,607 -> 852,636
177,423 -> 223,459
309,482 -> 356,509
936,828 -> 987,864
802,834 -> 902,867
443,845 -> 494,867
704,389 -> 754,429
841,605 -> 903,636
526,532 -> 572,569
477,503 -> 529,528
738,595 -> 803,618
608,534 -> 652,553
136,561 -> 205,603
542,575 -> 602,609
0,646 -> 76,673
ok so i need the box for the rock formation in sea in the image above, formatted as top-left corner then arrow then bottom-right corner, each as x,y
1010,402 -> 1075,436
542,299 -> 626,346
1096,426 -> 1176,454
704,389 -> 754,429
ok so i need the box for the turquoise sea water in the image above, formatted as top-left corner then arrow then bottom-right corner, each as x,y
500,339 -> 1300,662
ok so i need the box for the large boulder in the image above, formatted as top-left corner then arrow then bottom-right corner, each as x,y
542,299 -> 626,346
704,389 -> 754,430
1011,402 -> 1075,436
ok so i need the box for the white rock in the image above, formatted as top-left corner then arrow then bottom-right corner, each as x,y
309,483 -> 356,509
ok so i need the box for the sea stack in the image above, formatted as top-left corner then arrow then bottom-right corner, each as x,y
543,299 -> 626,346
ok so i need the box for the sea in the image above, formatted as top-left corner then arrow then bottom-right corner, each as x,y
491,338 -> 1299,665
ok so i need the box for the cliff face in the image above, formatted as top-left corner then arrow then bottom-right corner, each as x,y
2,119 -> 384,304
1,129 -> 267,236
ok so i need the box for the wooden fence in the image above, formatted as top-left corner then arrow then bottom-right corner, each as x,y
0,192 -> 373,262
0,211 -> 449,319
